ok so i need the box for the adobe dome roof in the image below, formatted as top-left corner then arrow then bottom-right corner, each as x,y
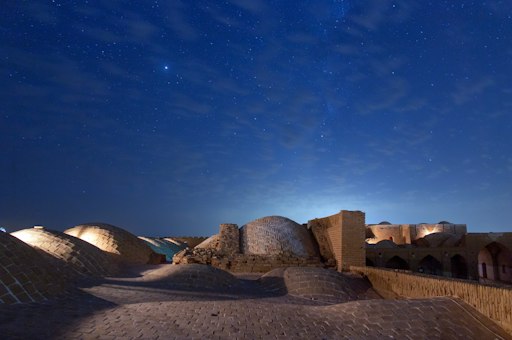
195,234 -> 220,249
260,267 -> 359,303
12,227 -> 119,277
65,223 -> 153,265
140,264 -> 239,291
240,216 -> 318,257
138,237 -> 187,262
375,239 -> 398,248
420,232 -> 463,248
0,232 -> 67,304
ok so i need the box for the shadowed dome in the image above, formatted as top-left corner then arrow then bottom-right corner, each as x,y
0,232 -> 68,304
240,216 -> 318,257
138,237 -> 187,262
140,264 -> 239,291
374,239 -> 398,248
260,267 -> 359,303
12,227 -> 119,277
65,223 -> 153,265
418,232 -> 463,248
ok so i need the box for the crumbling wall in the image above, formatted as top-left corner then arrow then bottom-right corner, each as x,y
173,247 -> 321,272
351,266 -> 512,334
218,224 -> 240,255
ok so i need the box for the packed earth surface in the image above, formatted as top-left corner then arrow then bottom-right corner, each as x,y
0,264 -> 509,340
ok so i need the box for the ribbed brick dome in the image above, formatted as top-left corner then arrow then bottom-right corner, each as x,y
240,216 -> 318,257
0,232 -> 67,304
65,223 -> 153,265
12,227 -> 119,277
138,237 -> 187,262
195,234 -> 219,249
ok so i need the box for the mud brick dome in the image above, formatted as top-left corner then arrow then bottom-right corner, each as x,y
260,267 -> 359,303
65,223 -> 154,265
0,232 -> 67,304
140,264 -> 239,291
12,227 -> 119,277
240,216 -> 318,257
138,237 -> 187,262
416,232 -> 463,248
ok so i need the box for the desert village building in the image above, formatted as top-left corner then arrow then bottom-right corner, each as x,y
1,210 -> 512,337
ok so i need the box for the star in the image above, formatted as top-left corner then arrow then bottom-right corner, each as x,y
164,65 -> 169,70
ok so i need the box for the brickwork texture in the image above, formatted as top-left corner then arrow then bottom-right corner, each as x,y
65,223 -> 154,265
352,265 -> 512,334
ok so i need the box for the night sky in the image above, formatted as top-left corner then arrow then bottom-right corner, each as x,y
1,1 -> 512,236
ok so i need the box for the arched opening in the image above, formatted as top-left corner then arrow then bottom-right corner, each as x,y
450,254 -> 468,279
366,257 -> 375,267
478,242 -> 512,283
418,255 -> 443,276
385,256 -> 409,270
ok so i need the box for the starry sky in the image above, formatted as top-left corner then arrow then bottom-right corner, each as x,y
1,1 -> 512,236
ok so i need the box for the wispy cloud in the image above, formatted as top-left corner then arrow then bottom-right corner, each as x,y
452,76 -> 495,105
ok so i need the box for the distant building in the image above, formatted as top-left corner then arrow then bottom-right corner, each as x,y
365,221 -> 512,284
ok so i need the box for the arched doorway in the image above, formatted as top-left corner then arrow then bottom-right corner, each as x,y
385,256 -> 409,270
366,258 -> 375,267
478,242 -> 512,283
418,255 -> 443,276
450,254 -> 468,279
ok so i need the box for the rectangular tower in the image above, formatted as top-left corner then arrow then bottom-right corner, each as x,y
309,210 -> 366,271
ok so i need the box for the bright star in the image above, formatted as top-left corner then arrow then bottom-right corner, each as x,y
164,65 -> 169,70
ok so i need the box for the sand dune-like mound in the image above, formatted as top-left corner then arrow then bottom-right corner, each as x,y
65,223 -> 154,265
12,227 -> 119,277
0,232 -> 68,304
260,267 -> 360,303
141,264 -> 239,291
240,216 -> 318,257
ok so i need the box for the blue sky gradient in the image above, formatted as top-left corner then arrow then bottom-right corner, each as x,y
1,1 -> 511,236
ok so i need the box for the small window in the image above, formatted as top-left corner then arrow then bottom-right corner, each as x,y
389,236 -> 394,241
503,264 -> 506,274
482,263 -> 487,278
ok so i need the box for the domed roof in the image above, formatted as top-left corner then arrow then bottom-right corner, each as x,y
12,227 -> 119,277
378,221 -> 392,225
138,237 -> 187,262
260,267 -> 359,303
195,234 -> 220,249
422,232 -> 452,248
0,232 -> 67,304
140,264 -> 239,291
240,216 -> 318,257
374,240 -> 398,248
438,221 -> 451,225
420,232 -> 462,248
65,223 -> 154,265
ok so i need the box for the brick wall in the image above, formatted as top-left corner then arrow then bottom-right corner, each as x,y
340,211 -> 366,271
308,210 -> 366,271
351,266 -> 512,334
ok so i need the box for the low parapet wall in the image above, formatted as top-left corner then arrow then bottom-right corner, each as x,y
351,266 -> 512,334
